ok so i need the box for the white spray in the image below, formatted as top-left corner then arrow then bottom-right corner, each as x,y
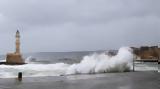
66,47 -> 134,74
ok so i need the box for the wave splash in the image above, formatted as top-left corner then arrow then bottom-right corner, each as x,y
66,47 -> 133,74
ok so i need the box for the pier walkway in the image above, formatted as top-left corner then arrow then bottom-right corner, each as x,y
0,71 -> 159,89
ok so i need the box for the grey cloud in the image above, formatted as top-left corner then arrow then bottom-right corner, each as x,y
1,0 -> 160,26
0,0 -> 159,53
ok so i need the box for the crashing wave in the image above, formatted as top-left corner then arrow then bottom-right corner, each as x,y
66,47 -> 133,74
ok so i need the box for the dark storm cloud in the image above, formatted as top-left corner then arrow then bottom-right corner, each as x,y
0,0 -> 160,53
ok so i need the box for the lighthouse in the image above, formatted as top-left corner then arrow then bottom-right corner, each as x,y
15,30 -> 20,54
6,30 -> 24,65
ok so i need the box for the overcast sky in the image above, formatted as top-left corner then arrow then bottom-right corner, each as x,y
0,0 -> 160,53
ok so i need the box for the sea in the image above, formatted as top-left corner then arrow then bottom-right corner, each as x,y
0,48 -> 159,78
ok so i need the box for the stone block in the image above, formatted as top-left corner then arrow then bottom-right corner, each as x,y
6,53 -> 24,64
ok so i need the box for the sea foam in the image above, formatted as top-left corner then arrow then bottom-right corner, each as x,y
66,47 -> 133,74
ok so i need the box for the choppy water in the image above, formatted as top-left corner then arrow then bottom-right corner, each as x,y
134,62 -> 158,71
0,48 -> 159,78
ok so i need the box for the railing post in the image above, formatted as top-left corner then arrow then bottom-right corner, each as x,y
133,57 -> 135,72
18,72 -> 22,81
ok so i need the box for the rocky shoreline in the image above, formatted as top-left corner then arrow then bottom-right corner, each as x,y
0,62 -> 25,65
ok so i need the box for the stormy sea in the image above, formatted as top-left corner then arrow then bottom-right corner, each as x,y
0,47 -> 158,78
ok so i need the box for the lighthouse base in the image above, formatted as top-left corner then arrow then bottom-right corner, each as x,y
5,53 -> 25,65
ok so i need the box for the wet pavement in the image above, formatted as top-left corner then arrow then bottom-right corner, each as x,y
0,71 -> 159,89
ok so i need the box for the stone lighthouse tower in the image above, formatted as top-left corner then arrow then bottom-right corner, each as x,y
15,30 -> 20,54
6,30 -> 24,64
